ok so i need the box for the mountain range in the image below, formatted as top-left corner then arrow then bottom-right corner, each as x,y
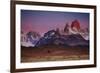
21,20 -> 89,47
35,30 -> 89,47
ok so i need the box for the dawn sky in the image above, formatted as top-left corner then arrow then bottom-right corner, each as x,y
21,10 -> 89,36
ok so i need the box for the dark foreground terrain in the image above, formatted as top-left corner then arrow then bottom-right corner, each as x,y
21,45 -> 89,62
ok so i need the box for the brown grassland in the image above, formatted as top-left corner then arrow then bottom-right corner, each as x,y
21,45 -> 89,62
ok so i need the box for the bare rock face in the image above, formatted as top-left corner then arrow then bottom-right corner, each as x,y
71,20 -> 81,31
64,23 -> 69,33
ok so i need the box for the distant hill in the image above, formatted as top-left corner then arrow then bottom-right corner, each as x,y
21,31 -> 41,47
